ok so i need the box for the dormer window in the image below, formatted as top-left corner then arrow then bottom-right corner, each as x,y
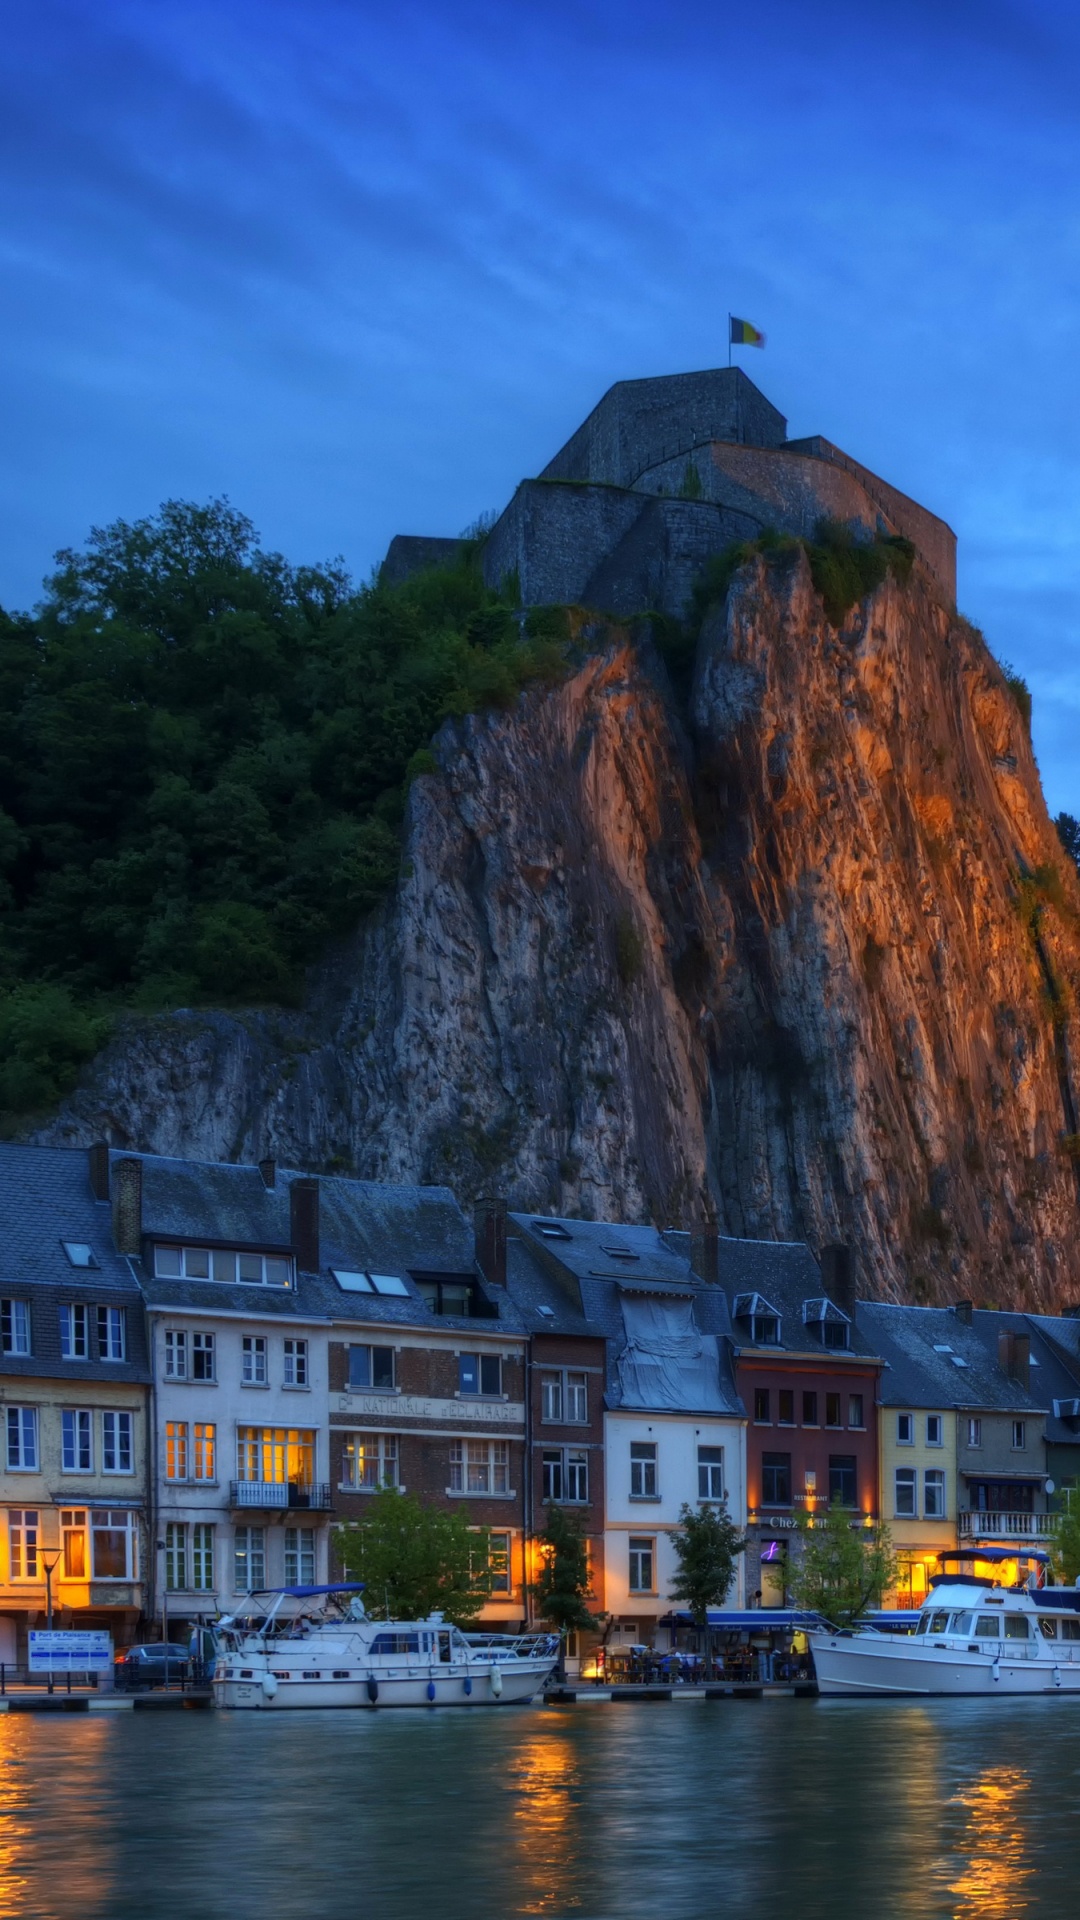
733,1293 -> 782,1346
803,1298 -> 851,1349
153,1245 -> 292,1287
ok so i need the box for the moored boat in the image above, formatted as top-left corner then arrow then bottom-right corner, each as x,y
212,1583 -> 559,1709
811,1549 -> 1080,1696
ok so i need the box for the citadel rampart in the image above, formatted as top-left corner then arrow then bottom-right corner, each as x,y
382,367 -> 957,617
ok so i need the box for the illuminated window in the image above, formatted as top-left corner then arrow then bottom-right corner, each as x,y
488,1531 -> 511,1593
97,1307 -> 126,1362
193,1423 -> 216,1482
166,1421 -> 189,1480
62,1509 -> 86,1578
284,1527 -> 315,1585
234,1526 -> 265,1592
1,1300 -> 30,1356
59,1303 -> 89,1360
192,1524 -> 214,1592
628,1537 -> 655,1593
235,1428 -> 315,1486
8,1509 -> 39,1580
102,1411 -> 133,1474
342,1433 -> 398,1490
630,1442 -> 658,1498
61,1408 -> 93,1473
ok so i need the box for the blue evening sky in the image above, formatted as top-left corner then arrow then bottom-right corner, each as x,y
2,0 -> 1078,810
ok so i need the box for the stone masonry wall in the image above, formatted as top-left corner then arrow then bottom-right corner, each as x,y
539,369 -> 788,489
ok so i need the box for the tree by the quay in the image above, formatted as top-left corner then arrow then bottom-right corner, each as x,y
669,1501 -> 747,1675
786,1502 -> 896,1628
335,1487 -> 492,1626
530,1505 -> 597,1678
1051,1501 -> 1080,1585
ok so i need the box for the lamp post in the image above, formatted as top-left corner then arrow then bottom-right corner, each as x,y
40,1551 -> 61,1694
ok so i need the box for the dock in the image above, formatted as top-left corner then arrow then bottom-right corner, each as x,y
0,1688 -> 213,1713
544,1682 -> 817,1705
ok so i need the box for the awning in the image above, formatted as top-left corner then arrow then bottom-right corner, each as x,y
660,1609 -> 823,1629
960,1470 -> 1049,1482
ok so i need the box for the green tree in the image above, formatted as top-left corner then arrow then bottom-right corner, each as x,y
1055,812 -> 1080,877
786,1501 -> 896,1628
334,1487 -> 492,1627
669,1501 -> 747,1676
1050,1501 -> 1080,1585
530,1505 -> 597,1677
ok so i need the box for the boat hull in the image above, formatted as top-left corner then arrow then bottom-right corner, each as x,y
214,1661 -> 552,1710
811,1633 -> 1080,1697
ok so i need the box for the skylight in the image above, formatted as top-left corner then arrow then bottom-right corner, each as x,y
61,1242 -> 97,1268
332,1271 -> 373,1292
369,1273 -> 409,1297
533,1221 -> 572,1240
950,1355 -> 968,1368
537,1305 -> 555,1318
601,1245 -> 639,1261
932,1344 -> 954,1353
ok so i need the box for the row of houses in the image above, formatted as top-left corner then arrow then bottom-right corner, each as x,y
2,1142 -> 1079,1667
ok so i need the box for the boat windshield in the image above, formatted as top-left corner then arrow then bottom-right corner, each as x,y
917,1610 -> 950,1636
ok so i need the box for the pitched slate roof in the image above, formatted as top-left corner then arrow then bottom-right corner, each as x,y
0,1143 -> 151,1382
855,1302 -> 1039,1412
716,1236 -> 880,1359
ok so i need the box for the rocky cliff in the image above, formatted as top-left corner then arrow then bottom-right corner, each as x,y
38,551 -> 1080,1306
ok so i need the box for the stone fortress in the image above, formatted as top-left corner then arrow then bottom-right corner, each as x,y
382,367 -> 956,619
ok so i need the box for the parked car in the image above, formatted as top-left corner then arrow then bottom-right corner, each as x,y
114,1644 -> 193,1691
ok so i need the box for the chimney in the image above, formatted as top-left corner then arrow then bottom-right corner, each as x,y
953,1299 -> 974,1326
820,1244 -> 855,1321
111,1158 -> 142,1256
691,1224 -> 719,1286
88,1142 -> 110,1201
290,1178 -> 320,1274
259,1157 -> 277,1191
997,1329 -> 1031,1393
475,1197 -> 508,1288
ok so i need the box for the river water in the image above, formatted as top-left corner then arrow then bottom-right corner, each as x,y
1,1697 -> 1076,1919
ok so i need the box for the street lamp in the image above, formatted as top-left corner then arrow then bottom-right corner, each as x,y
40,1552 -> 61,1694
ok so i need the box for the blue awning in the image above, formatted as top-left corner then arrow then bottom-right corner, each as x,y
249,1583 -> 366,1598
660,1609 -> 823,1629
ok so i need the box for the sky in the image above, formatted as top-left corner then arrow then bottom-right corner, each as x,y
1,0 -> 1078,811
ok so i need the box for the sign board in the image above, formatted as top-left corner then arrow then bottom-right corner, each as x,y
28,1631 -> 113,1671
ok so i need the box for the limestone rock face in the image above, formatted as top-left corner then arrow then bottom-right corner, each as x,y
39,554 -> 1080,1306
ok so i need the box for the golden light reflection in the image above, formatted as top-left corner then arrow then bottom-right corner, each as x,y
0,1716 -> 34,1917
509,1732 -> 583,1915
0,1714 -> 115,1920
946,1767 -> 1033,1918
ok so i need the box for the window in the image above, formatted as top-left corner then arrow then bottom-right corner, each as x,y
895,1468 -> 917,1516
234,1526 -> 266,1592
97,1306 -> 126,1362
967,1418 -> 982,1448
698,1445 -> 724,1500
1012,1421 -> 1026,1451
566,1374 -> 588,1422
342,1433 -> 399,1490
542,1450 -> 564,1502
848,1395 -> 865,1429
459,1353 -> 502,1397
8,1510 -> 39,1580
825,1393 -> 842,1429
828,1456 -> 857,1507
541,1375 -> 563,1422
630,1441 -> 658,1499
754,1389 -> 771,1424
6,1407 -> 38,1471
154,1245 -> 292,1287
60,1303 -> 89,1360
102,1411 -> 133,1474
566,1451 -> 588,1502
164,1331 -> 187,1380
165,1522 -> 187,1592
236,1429 -> 315,1486
242,1336 -> 268,1386
926,1415 -> 943,1448
449,1439 -> 510,1495
488,1531 -> 511,1594
821,1320 -> 849,1350
1003,1614 -> 1030,1640
348,1345 -> 395,1392
61,1510 -> 85,1578
761,1453 -> 792,1506
628,1537 -> 655,1593
285,1527 -> 315,1586
61,1242 -> 96,1268
284,1339 -> 308,1387
166,1421 -> 189,1481
413,1275 -> 484,1315
897,1413 -> 914,1446
777,1390 -> 795,1425
802,1392 -> 818,1426
193,1423 -> 216,1482
91,1510 -> 137,1580
61,1408 -> 93,1473
753,1314 -> 781,1345
189,1522 -> 213,1593
924,1469 -> 946,1518
539,1371 -> 588,1423
1,1299 -> 30,1356
192,1333 -> 215,1382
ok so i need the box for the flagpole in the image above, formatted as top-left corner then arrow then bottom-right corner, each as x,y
727,314 -> 731,369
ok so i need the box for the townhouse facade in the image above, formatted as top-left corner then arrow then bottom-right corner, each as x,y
0,1146 -> 152,1663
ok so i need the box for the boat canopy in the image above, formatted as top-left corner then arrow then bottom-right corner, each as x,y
937,1547 -> 1050,1565
248,1583 -> 367,1598
660,1609 -> 823,1629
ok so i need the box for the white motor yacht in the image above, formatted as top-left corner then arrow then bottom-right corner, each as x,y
212,1583 -> 559,1710
811,1550 -> 1080,1697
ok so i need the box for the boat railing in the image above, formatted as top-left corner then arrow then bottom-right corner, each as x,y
463,1632 -> 560,1661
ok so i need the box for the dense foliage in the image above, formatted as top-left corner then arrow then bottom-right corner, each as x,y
786,1502 -> 896,1627
335,1487 -> 493,1625
0,500 -> 567,1111
687,519 -> 916,638
668,1500 -> 747,1623
1056,812 -> 1080,876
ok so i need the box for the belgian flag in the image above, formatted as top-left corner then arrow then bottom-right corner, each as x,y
730,316 -> 766,348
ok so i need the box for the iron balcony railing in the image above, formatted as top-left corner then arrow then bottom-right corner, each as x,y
958,1511 -> 1057,1540
229,1481 -> 333,1510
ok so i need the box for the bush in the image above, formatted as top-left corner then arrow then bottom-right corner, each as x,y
688,521 -> 915,635
0,984 -> 111,1114
994,656 -> 1032,730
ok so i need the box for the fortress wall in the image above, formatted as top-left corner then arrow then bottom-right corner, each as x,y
582,498 -> 764,620
481,481 -> 645,605
784,436 -> 956,600
380,534 -> 464,587
540,369 -> 787,489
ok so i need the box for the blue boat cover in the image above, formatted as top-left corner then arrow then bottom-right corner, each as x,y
249,1582 -> 366,1597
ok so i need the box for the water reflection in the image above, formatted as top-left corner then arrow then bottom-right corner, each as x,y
946,1767 -> 1032,1918
509,1724 -> 583,1913
0,1717 -> 115,1920
0,1718 -> 34,1915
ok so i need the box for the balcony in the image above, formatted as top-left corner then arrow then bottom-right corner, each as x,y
959,1511 -> 1056,1541
229,1482 -> 333,1511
